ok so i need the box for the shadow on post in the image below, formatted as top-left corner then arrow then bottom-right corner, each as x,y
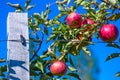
8,60 -> 29,80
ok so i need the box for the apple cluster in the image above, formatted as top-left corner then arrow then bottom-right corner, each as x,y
49,12 -> 119,76
66,12 -> 119,42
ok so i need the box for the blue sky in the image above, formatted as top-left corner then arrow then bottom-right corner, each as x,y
0,0 -> 120,80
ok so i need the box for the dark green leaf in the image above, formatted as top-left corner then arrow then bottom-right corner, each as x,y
106,53 -> 120,61
62,77 -> 69,80
0,78 -> 7,80
33,13 -> 40,19
69,44 -> 81,56
46,72 -> 53,77
30,69 -> 37,76
30,63 -> 38,76
69,57 -> 75,67
0,65 -> 7,77
58,41 -> 63,52
30,62 -> 40,70
107,43 -> 120,49
44,29 -> 49,35
0,72 -> 4,77
67,73 -> 81,80
0,65 -> 7,72
115,72 -> 120,77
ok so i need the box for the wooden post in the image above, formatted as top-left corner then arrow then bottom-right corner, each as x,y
7,12 -> 29,80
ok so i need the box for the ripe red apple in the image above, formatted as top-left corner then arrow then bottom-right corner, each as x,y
50,61 -> 67,76
77,18 -> 95,41
83,18 -> 95,25
82,18 -> 95,30
66,12 -> 82,28
99,24 -> 119,42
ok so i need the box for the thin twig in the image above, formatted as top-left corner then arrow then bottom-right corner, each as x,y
30,32 -> 44,62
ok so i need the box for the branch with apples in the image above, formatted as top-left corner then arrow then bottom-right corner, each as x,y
0,0 -> 120,80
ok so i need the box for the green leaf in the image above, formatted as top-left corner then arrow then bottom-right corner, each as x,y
52,31 -> 62,34
44,29 -> 49,35
109,0 -> 117,5
0,78 -> 6,80
115,72 -> 120,77
75,0 -> 83,5
58,5 -> 64,11
47,34 -> 56,41
40,74 -> 52,80
69,57 -> 75,67
80,1 -> 86,5
66,41 -> 73,47
106,53 -> 120,61
0,65 -> 7,77
30,62 -> 39,71
30,69 -> 37,76
62,77 -> 69,80
33,13 -> 40,19
109,13 -> 120,21
68,66 -> 77,72
67,73 -> 81,80
82,47 -> 91,56
40,54 -> 49,59
25,0 -> 31,8
107,43 -> 120,49
67,0 -> 71,5
0,65 -> 7,72
26,5 -> 34,11
99,2 -> 107,10
69,43 -> 81,56
35,61 -> 44,73
58,42 -> 63,52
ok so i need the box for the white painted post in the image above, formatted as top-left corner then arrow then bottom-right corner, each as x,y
7,12 -> 29,80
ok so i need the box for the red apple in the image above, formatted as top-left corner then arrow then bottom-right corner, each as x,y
82,18 -> 95,30
66,12 -> 82,28
77,18 -> 95,41
83,18 -> 95,25
50,61 -> 67,76
99,24 -> 119,42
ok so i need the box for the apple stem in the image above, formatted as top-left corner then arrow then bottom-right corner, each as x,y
59,50 -> 68,61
